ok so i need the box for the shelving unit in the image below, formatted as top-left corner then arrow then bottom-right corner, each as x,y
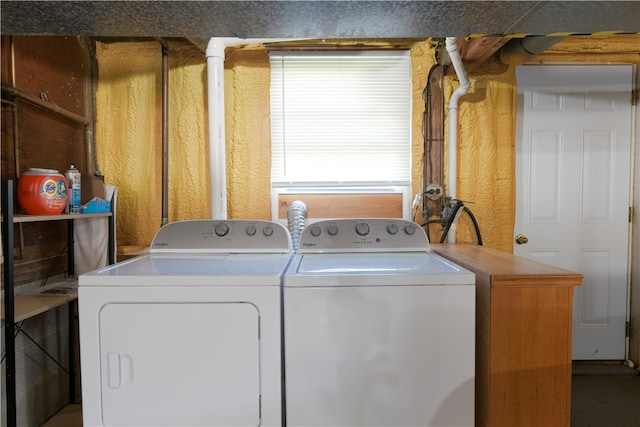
2,179 -> 114,427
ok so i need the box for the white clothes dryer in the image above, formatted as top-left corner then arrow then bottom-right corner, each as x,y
283,218 -> 475,427
79,220 -> 292,427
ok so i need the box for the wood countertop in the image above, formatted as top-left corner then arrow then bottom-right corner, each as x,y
431,243 -> 583,287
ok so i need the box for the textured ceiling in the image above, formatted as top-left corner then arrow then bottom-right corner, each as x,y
2,1 -> 640,39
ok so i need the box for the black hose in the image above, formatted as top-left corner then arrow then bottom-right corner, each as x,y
439,200 -> 464,243
463,206 -> 483,246
422,201 -> 483,245
420,219 -> 444,243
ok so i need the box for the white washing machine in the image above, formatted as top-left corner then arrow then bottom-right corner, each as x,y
283,218 -> 475,427
79,220 -> 292,427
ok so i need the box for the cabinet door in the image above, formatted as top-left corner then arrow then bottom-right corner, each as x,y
99,302 -> 260,426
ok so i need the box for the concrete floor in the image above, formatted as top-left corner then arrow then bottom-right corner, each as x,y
571,362 -> 640,427
41,404 -> 82,427
42,362 -> 640,427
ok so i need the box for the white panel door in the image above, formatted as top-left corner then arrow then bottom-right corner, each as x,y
99,302 -> 261,426
515,65 -> 633,360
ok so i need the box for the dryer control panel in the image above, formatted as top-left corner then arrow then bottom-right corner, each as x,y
299,219 -> 429,253
150,220 -> 292,253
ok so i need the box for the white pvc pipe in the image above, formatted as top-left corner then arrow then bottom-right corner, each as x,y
206,37 -> 307,220
445,37 -> 471,243
206,38 -> 228,220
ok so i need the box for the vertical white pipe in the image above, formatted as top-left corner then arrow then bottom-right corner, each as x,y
206,37 -> 306,220
206,38 -> 228,219
445,37 -> 471,243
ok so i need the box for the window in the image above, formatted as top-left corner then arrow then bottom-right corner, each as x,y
269,51 -> 412,219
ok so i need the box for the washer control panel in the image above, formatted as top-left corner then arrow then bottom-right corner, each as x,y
299,219 -> 429,253
150,220 -> 291,253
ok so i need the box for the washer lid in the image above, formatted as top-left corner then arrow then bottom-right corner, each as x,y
297,253 -> 439,273
285,252 -> 475,286
79,253 -> 292,286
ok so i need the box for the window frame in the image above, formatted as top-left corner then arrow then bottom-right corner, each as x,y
269,49 -> 413,220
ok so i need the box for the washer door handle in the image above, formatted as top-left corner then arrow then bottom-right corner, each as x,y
107,352 -> 133,389
107,352 -> 122,389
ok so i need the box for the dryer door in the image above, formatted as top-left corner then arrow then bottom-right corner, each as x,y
99,302 -> 261,426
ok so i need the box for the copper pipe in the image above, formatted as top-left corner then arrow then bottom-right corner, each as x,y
1,84 -> 88,125
156,38 -> 169,227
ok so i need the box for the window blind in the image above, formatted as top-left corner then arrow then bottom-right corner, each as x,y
270,51 -> 411,186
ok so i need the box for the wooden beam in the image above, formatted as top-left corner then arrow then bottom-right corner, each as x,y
445,37 -> 510,75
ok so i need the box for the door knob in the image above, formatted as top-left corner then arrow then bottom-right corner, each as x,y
515,234 -> 529,245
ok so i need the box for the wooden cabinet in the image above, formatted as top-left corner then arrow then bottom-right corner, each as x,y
431,244 -> 582,427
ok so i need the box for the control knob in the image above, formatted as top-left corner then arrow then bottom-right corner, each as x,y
214,222 -> 230,237
355,222 -> 370,236
404,224 -> 416,235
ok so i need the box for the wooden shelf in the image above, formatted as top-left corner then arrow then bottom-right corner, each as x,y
1,279 -> 78,323
13,212 -> 111,223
